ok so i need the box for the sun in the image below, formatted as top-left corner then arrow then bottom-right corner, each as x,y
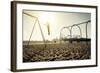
38,12 -> 51,25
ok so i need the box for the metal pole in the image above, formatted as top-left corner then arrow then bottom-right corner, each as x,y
37,19 -> 46,47
27,19 -> 37,46
23,12 -> 46,47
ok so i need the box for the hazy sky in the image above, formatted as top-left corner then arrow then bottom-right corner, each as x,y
23,10 -> 91,41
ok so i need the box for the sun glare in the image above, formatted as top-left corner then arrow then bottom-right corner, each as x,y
39,12 -> 50,24
38,12 -> 56,26
38,12 -> 57,41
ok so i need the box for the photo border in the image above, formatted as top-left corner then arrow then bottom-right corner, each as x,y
11,1 -> 98,72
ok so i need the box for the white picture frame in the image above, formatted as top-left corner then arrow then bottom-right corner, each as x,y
11,1 -> 98,72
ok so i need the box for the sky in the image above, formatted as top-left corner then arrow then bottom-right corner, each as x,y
23,10 -> 91,41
